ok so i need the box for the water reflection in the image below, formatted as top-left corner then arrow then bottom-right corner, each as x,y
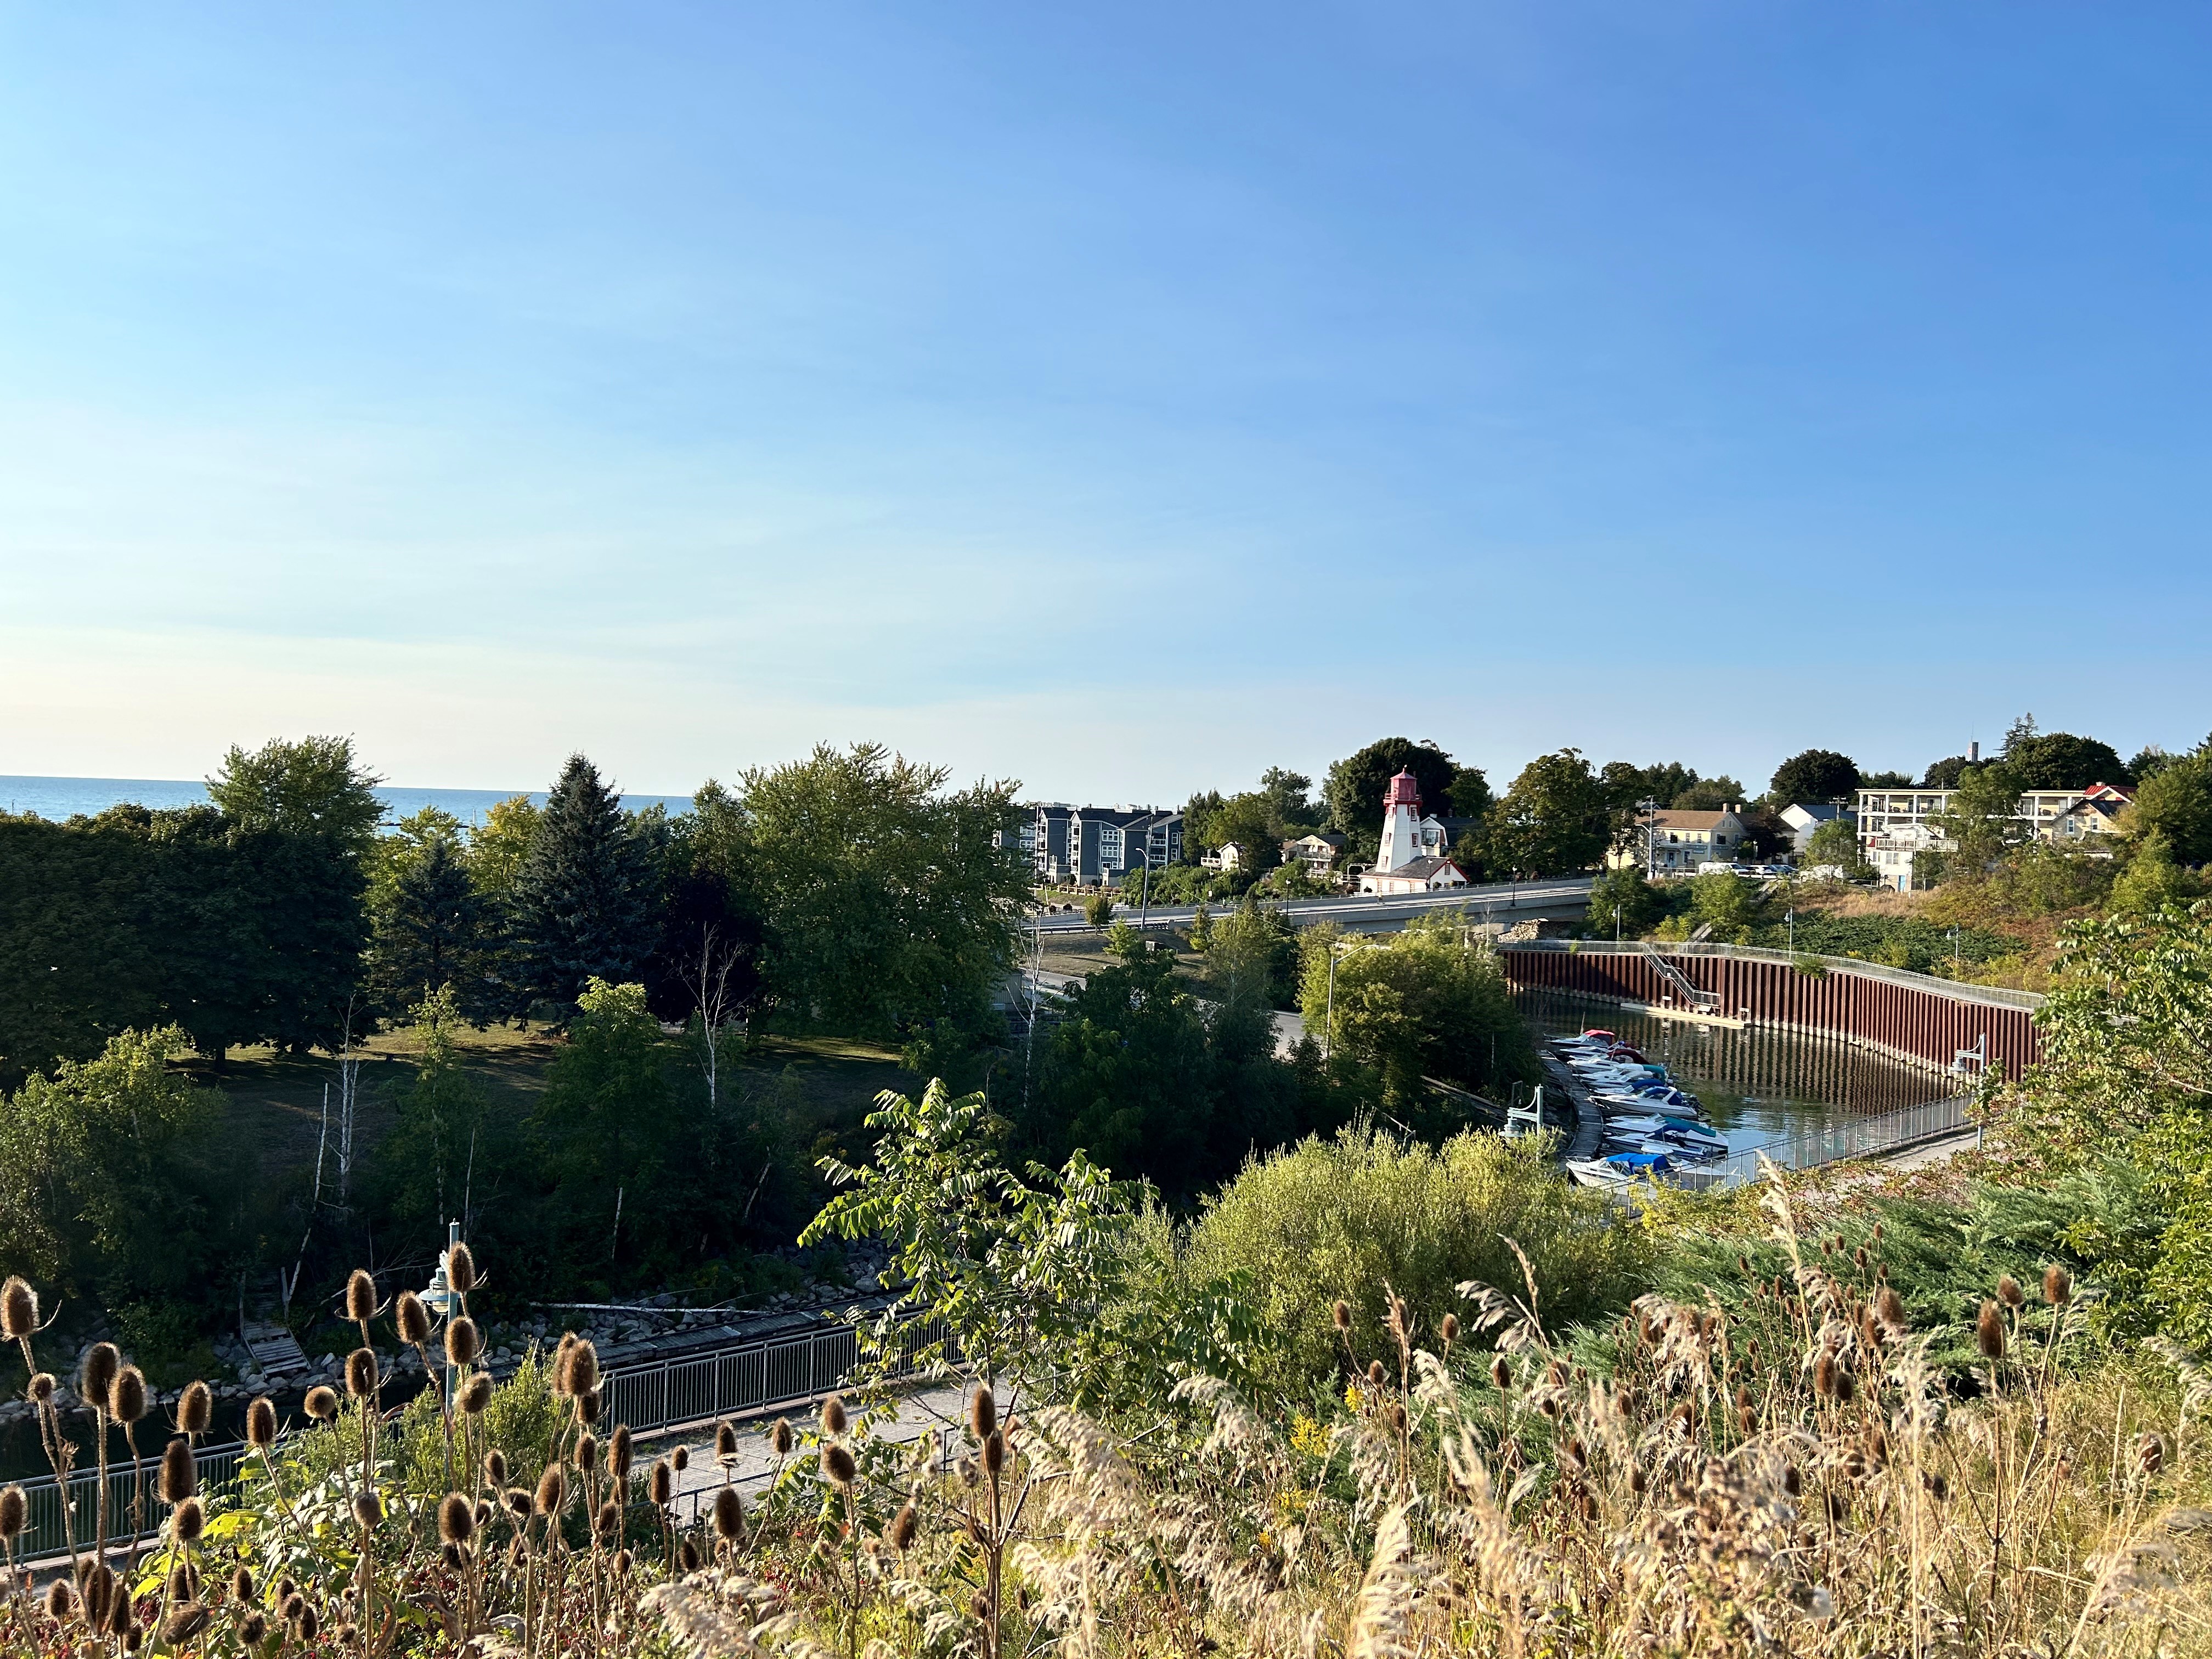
1515,988 -> 1948,1153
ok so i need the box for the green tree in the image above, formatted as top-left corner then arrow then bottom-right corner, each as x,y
366,811 -> 494,1019
1201,896 -> 1301,1011
1768,748 -> 1860,805
0,1026 -> 232,1309
2124,750 -> 2212,865
532,979 -> 673,1272
1256,766 -> 1316,831
1323,738 -> 1458,837
1447,765 -> 1494,822
1484,749 -> 1609,876
1300,920 -> 1535,1114
1802,816 -> 1872,878
509,756 -> 659,1012
1931,761 -> 2027,879
206,735 -> 385,850
1671,775 -> 1748,811
467,794 -> 541,900
1921,755 -> 1972,788
1177,789 -> 1225,862
2000,720 -> 2129,791
739,743 -> 1027,1056
1585,865 -> 1666,938
2110,830 -> 2199,913
1197,792 -> 1284,872
1686,871 -> 1764,942
371,987 -> 495,1241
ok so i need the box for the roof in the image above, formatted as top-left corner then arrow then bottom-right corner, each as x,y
1285,831 -> 1347,848
1779,802 -> 1852,827
1386,856 -> 1465,880
1385,769 -> 1421,807
1651,809 -> 1741,830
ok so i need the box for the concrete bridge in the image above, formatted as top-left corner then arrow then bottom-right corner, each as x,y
1031,874 -> 1595,940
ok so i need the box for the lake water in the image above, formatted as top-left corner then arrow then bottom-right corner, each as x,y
1514,986 -> 1948,1155
0,774 -> 694,827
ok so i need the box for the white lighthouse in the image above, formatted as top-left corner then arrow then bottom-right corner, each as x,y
1359,769 -> 1471,895
1377,769 -> 1425,873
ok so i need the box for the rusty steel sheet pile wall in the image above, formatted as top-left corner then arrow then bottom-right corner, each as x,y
1499,946 -> 2041,1080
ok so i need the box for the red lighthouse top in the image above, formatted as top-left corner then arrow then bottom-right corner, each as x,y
1385,769 -> 1420,808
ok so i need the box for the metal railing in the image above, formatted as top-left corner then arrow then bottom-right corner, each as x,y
1667,1094 -> 1976,1192
1503,938 -> 2045,1011
5,1309 -> 943,1562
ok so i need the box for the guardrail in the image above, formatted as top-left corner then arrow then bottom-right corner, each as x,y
6,1309 -> 939,1562
1667,1093 -> 1976,1192
1503,938 -> 2044,1012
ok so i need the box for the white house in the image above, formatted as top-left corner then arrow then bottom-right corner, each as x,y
1282,832 -> 1348,879
1605,806 -> 1751,874
1358,771 -> 1470,895
1778,802 -> 1854,854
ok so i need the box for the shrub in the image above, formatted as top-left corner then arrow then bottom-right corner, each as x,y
1186,1125 -> 1655,1385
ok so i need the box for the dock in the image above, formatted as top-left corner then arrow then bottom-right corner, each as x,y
1541,1053 -> 1608,1161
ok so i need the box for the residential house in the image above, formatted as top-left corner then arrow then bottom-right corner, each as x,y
1282,831 -> 1348,878
1066,805 -> 1184,885
1359,855 -> 1470,895
1605,806 -> 1751,875
1853,782 -> 2132,888
1777,802 -> 1855,854
1200,842 -> 1245,872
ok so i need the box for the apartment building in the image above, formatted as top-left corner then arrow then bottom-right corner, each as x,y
1854,781 -> 2134,889
1065,805 -> 1183,885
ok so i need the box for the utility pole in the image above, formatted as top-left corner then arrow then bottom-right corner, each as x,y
1642,798 -> 1660,879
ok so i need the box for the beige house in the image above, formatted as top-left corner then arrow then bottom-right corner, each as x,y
1607,806 -> 1751,874
1282,832 -> 1347,878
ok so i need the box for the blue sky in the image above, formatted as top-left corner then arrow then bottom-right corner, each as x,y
1,4 -> 2205,803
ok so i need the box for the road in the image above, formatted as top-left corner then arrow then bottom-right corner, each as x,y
1029,875 -> 1595,935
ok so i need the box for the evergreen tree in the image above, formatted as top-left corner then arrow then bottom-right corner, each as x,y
510,755 -> 658,1012
368,829 -> 493,1019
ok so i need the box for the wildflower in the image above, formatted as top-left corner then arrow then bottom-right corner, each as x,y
484,1449 -> 507,1488
771,1417 -> 794,1457
445,1318 -> 479,1367
173,1497 -> 204,1542
109,1367 -> 148,1426
80,1342 -> 120,1407
345,1348 -> 378,1400
304,1385 -> 338,1420
461,1373 -> 493,1414
0,1487 -> 22,1541
823,1443 -> 858,1487
535,1462 -> 567,1516
561,1339 -> 600,1399
447,1242 -> 476,1294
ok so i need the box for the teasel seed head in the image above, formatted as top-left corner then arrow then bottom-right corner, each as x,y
889,1502 -> 918,1552
108,1366 -> 148,1426
552,1334 -> 578,1392
165,1602 -> 211,1645
439,1492 -> 473,1545
1814,1352 -> 1837,1399
560,1339 -> 600,1399
1628,1464 -> 1647,1496
280,1590 -> 305,1624
1976,1300 -> 2006,1361
43,1579 -> 72,1621
1440,1312 -> 1459,1345
983,1429 -> 1006,1475
713,1485 -> 744,1541
596,1499 -> 619,1537
304,1385 -> 338,1421
275,1575 -> 297,1603
476,1498 -> 492,1528
441,1540 -> 464,1571
2044,1264 -> 2073,1306
1389,1401 -> 1408,1435
240,1610 -> 267,1645
1875,1287 -> 1906,1330
2137,1431 -> 2164,1476
771,1417 -> 794,1457
350,1489 -> 381,1529
159,1435 -> 196,1503
1331,1299 -> 1351,1333
1997,1274 -> 2025,1310
444,1317 -> 479,1367
345,1347 -> 379,1400
715,1420 -> 737,1460
649,1460 -> 673,1506
0,1486 -> 22,1541
1782,1463 -> 1803,1497
484,1449 -> 508,1488
244,1395 -> 276,1448
1491,1355 -> 1511,1391
29,1372 -> 54,1404
176,1378 -> 210,1435
575,1387 -> 601,1425
1366,1360 -> 1386,1388
614,1548 -> 633,1575
173,1496 -> 205,1542
446,1242 -> 476,1294
345,1269 -> 377,1325
1867,1424 -> 1891,1469
296,1602 -> 319,1641
576,1432 -> 597,1477
823,1442 -> 857,1487
80,1342 -> 120,1408
823,1392 -> 850,1437
0,1277 -> 37,1341
534,1462 -> 567,1516
1833,1367 -> 1857,1404
461,1372 -> 493,1415
679,1538 -> 701,1573
230,1566 -> 253,1604
609,1424 -> 633,1481
394,1290 -> 431,1347
503,1487 -> 531,1519
1540,1396 -> 1561,1420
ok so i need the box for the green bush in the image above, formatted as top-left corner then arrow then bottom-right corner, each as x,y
1083,891 -> 1115,927
1184,1125 -> 1656,1385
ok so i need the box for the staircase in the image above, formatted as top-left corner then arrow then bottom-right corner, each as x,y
1641,945 -> 1719,1013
